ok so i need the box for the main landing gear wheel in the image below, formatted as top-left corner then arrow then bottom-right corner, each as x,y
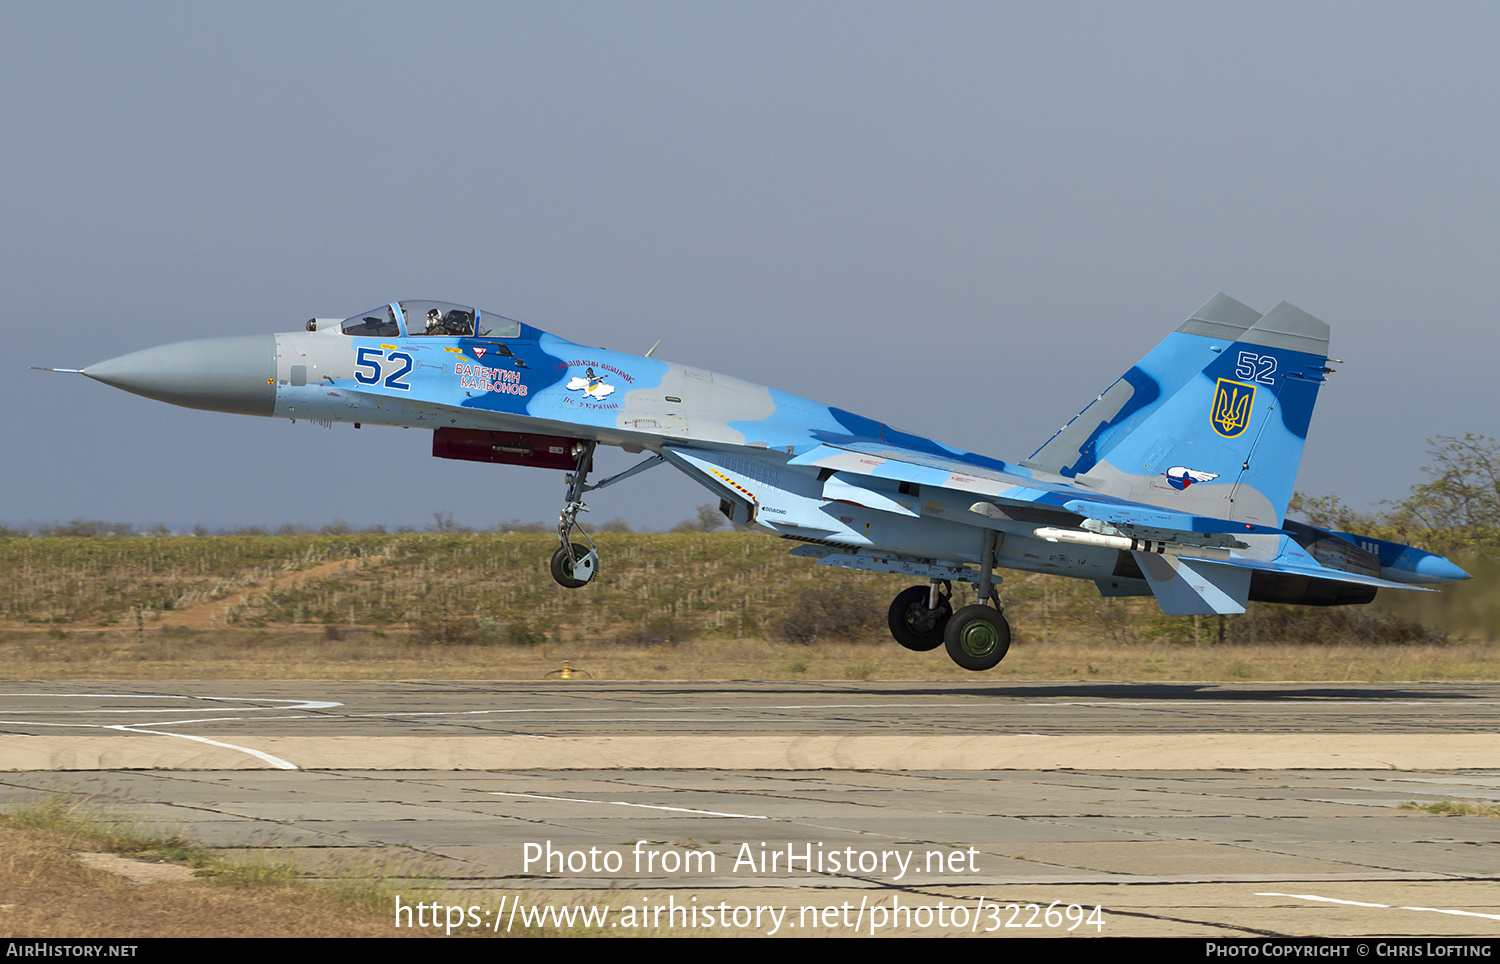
944,605 -> 1011,671
550,543 -> 598,589
888,585 -> 952,652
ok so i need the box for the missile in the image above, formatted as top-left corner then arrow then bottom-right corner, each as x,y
1030,526 -> 1232,561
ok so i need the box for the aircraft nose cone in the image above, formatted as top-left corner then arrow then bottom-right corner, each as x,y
84,335 -> 276,417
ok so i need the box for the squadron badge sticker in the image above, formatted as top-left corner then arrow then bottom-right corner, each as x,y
567,367 -> 616,401
1164,466 -> 1220,490
1210,378 -> 1255,438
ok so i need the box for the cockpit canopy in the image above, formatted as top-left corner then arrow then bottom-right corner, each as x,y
339,301 -> 522,339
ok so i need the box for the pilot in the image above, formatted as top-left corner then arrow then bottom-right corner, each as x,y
426,307 -> 446,335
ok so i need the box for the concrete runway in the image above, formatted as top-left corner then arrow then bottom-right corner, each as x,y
2,680 -> 1499,937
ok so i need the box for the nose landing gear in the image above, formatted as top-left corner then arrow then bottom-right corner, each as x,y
546,444 -> 667,589
552,441 -> 600,588
551,542 -> 598,589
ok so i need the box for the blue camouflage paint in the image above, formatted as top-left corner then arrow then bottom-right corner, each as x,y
1200,340 -> 1325,440
819,407 -> 1015,474
1045,365 -> 1162,478
69,292 -> 1470,641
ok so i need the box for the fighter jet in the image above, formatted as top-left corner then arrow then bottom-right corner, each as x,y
47,294 -> 1470,671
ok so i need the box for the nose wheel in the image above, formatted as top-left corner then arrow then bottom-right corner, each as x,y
551,542 -> 598,589
542,445 -> 669,589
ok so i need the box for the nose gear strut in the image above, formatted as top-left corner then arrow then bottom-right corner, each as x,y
546,445 -> 671,588
552,441 -> 600,588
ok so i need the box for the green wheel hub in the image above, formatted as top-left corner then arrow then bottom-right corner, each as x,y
956,619 -> 1000,658
943,604 -> 1011,671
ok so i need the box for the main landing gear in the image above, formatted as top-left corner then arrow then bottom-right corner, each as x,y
888,582 -> 952,652
943,602 -> 1010,672
888,581 -> 1010,671
886,529 -> 1011,671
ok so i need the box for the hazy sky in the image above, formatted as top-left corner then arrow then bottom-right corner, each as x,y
4,2 -> 1496,533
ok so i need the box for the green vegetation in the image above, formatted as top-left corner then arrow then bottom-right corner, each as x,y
0,530 -> 861,643
3,791 -> 208,867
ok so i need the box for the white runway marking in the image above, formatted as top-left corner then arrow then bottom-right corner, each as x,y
0,695 -> 341,714
1258,892 -> 1500,922
104,725 -> 299,770
113,715 -> 326,728
0,692 -> 341,771
490,790 -> 769,819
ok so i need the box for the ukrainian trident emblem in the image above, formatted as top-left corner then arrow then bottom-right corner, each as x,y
1210,378 -> 1255,438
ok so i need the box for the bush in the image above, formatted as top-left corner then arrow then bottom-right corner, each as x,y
780,581 -> 880,644
410,612 -> 476,646
1225,605 -> 1445,646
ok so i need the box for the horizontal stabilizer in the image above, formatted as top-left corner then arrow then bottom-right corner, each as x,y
1134,553 -> 1250,615
1186,549 -> 1438,593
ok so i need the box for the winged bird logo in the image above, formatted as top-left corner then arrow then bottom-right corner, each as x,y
1165,466 -> 1220,490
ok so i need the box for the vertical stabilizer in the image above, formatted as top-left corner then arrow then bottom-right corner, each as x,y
1024,294 -> 1331,527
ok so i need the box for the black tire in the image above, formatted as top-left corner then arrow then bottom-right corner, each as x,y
550,544 -> 595,588
943,605 -> 1011,671
887,585 -> 951,652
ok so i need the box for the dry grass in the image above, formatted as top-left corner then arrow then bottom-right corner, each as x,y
0,794 -> 430,938
1398,800 -> 1500,818
0,625 -> 1497,681
0,827 -> 396,938
0,531 -> 1492,683
0,793 -> 606,938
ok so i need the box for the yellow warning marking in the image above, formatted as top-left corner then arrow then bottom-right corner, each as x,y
709,468 -> 757,503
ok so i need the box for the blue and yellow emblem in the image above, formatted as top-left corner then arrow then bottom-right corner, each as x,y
1210,378 -> 1255,438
